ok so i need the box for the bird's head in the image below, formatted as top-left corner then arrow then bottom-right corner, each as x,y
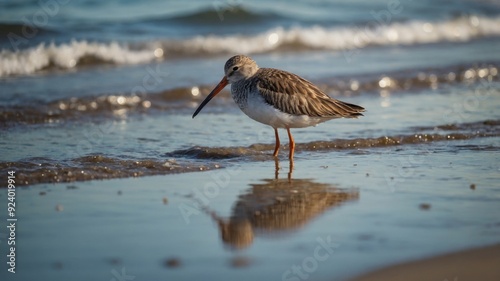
224,55 -> 259,84
192,55 -> 259,118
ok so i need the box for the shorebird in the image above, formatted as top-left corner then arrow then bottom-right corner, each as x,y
192,55 -> 365,160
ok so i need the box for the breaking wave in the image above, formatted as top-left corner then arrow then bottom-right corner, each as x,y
1,15 -> 500,77
152,15 -> 500,55
0,40 -> 158,77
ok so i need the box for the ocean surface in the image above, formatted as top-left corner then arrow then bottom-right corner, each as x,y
0,0 -> 499,280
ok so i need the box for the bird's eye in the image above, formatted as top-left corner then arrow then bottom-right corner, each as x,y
233,66 -> 239,71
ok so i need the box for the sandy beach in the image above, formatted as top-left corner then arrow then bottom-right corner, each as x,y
2,144 -> 500,280
351,243 -> 500,281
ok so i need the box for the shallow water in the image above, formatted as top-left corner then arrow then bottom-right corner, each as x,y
1,0 -> 500,280
0,140 -> 499,281
1,80 -> 498,185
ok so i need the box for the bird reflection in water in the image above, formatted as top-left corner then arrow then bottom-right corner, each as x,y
201,159 -> 359,250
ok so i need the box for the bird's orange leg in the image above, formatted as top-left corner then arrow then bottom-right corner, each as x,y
287,128 -> 295,160
273,128 -> 280,157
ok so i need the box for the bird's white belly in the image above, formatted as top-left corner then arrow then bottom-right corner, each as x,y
237,92 -> 331,129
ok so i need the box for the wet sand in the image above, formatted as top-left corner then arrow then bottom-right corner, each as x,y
1,139 -> 499,281
350,243 -> 500,281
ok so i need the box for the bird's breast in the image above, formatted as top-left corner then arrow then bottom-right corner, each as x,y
230,82 -> 251,110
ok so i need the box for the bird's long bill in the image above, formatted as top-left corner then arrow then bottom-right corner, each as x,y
192,76 -> 228,118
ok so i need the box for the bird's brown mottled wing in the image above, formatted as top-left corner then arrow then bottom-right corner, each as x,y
255,68 -> 365,118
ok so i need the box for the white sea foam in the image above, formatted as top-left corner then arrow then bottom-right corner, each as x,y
1,15 -> 499,77
169,15 -> 500,54
0,40 -> 157,77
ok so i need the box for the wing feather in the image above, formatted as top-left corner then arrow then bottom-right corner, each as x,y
255,68 -> 365,118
